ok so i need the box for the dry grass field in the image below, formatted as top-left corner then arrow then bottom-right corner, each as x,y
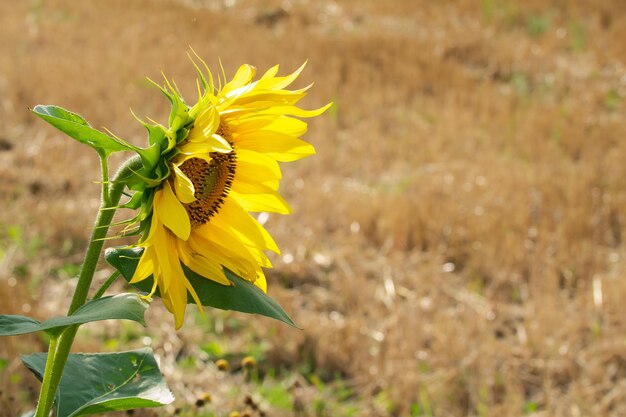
2,0 -> 626,416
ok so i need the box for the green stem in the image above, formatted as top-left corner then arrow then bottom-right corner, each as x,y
32,335 -> 59,417
67,153 -> 116,315
33,155 -> 142,417
92,270 -> 121,300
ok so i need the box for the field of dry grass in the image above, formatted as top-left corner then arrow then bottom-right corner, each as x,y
2,0 -> 626,416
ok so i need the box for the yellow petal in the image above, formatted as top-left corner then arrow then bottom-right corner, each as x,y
263,116 -> 308,137
160,235 -> 190,329
172,164 -> 196,204
232,88 -> 309,107
130,245 -> 155,283
228,116 -> 277,134
197,222 -> 273,269
256,102 -> 333,118
161,281 -> 188,330
236,148 -> 282,185
230,182 -> 291,214
257,62 -> 306,91
176,258 -> 205,321
234,131 -> 316,162
210,134 -> 234,153
179,135 -> 232,154
260,64 -> 279,80
156,182 -> 191,240
138,202 -> 160,244
253,271 -> 267,293
188,232 -> 257,281
177,238 -> 231,286
183,278 -> 205,322
209,198 -> 280,253
221,64 -> 256,96
151,221 -> 175,293
187,105 -> 220,141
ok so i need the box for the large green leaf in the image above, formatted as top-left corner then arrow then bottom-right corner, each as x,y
22,348 -> 174,417
105,246 -> 297,327
0,293 -> 148,337
32,105 -> 131,154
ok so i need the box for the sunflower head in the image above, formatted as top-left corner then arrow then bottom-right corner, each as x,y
115,53 -> 331,329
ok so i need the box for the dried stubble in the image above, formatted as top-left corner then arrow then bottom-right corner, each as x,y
1,0 -> 626,416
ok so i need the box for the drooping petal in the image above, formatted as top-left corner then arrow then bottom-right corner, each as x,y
187,230 -> 257,279
130,245 -> 156,284
161,233 -> 190,329
208,198 -> 280,253
253,270 -> 267,293
172,164 -> 196,204
177,237 -> 232,286
156,182 -> 191,240
196,222 -> 273,269
151,217 -> 176,293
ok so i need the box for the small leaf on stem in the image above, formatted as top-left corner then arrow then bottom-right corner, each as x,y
32,105 -> 133,154
0,293 -> 148,337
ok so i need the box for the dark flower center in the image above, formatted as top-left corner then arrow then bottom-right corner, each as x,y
177,125 -> 236,228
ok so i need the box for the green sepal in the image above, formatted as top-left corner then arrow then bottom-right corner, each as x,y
136,142 -> 163,173
135,116 -> 167,148
124,167 -> 163,189
138,191 -> 156,223
154,160 -> 171,182
175,127 -> 189,144
21,348 -> 174,417
31,105 -> 132,155
163,79 -> 191,134
105,246 -> 298,327
145,77 -> 192,152
121,190 -> 144,210
0,293 -> 148,337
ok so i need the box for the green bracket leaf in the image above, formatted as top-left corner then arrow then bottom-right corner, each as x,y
105,246 -> 298,327
21,348 -> 174,417
32,105 -> 132,155
0,293 -> 148,337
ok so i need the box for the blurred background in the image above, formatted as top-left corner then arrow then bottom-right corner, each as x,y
1,0 -> 626,416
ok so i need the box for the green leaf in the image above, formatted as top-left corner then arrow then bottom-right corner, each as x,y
0,315 -> 42,336
0,293 -> 148,337
32,105 -> 131,154
105,246 -> 298,327
21,348 -> 174,417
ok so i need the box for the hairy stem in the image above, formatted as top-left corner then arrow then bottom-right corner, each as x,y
33,155 -> 142,417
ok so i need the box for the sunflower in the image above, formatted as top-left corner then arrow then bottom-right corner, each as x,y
129,58 -> 330,328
